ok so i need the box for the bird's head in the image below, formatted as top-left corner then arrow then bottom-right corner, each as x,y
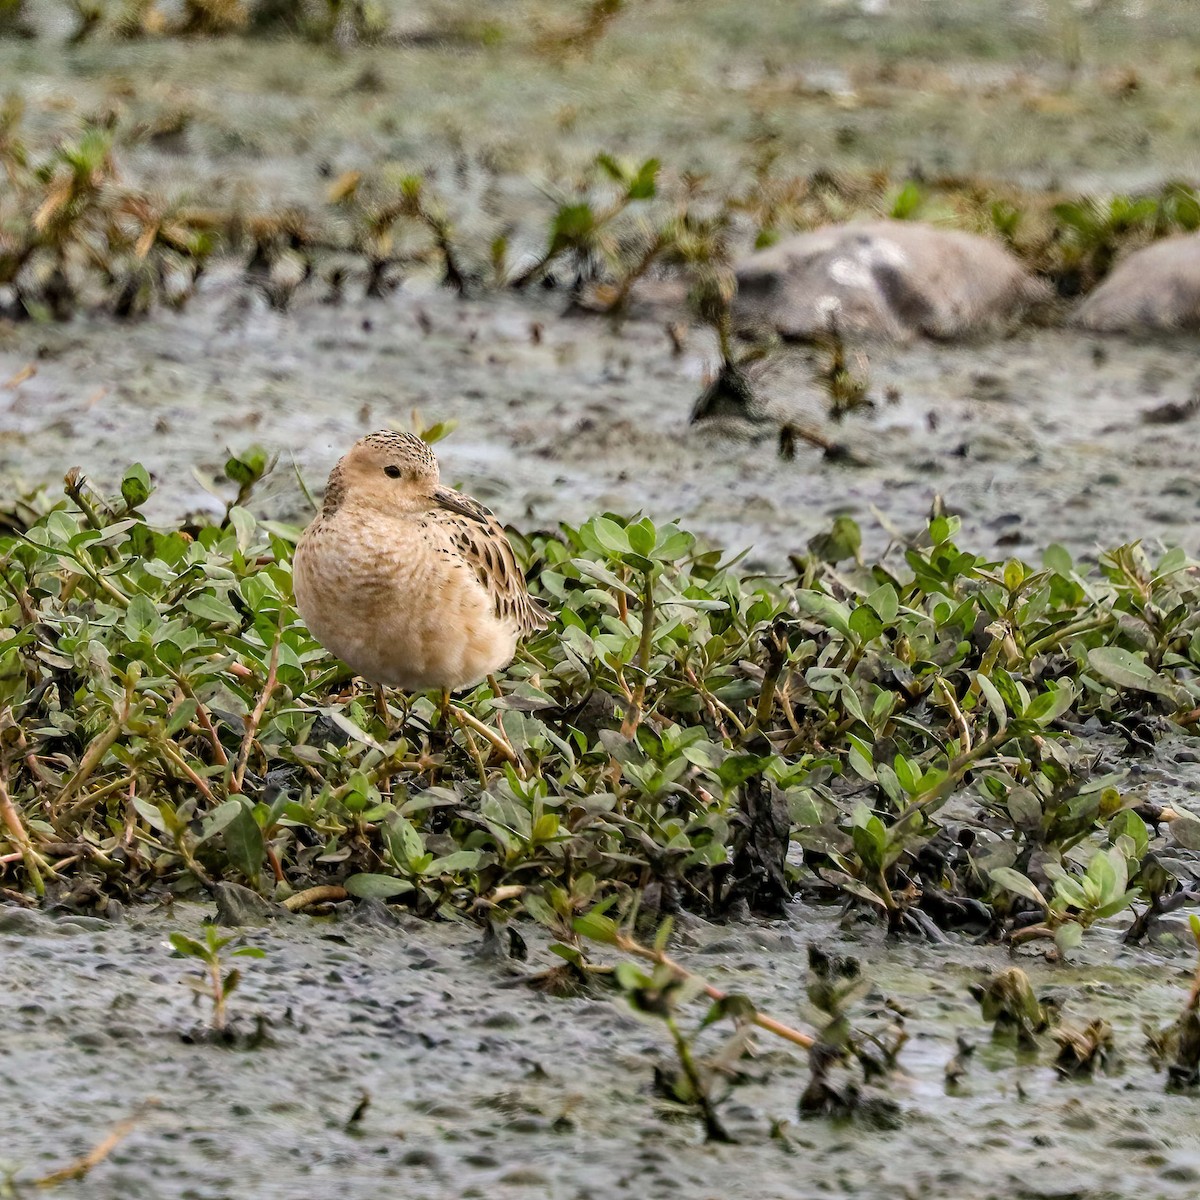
322,431 -> 440,515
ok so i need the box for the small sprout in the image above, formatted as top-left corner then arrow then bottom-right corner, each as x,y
169,926 -> 266,1039
944,1034 -> 975,1087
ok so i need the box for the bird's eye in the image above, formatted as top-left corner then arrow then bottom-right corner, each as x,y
383,465 -> 402,479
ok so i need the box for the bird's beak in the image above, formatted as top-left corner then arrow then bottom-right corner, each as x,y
433,486 -> 488,524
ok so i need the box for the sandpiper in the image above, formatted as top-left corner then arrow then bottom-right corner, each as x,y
293,431 -> 548,712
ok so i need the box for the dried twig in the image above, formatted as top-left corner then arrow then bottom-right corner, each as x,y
614,932 -> 815,1051
281,885 -> 349,912
32,1100 -> 159,1188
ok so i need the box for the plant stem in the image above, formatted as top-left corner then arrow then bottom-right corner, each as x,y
0,757 -> 48,896
621,570 -> 656,738
58,699 -> 133,820
615,932 -> 814,1051
232,634 -> 280,792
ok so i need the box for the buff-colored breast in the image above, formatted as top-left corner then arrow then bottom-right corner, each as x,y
293,509 -> 521,691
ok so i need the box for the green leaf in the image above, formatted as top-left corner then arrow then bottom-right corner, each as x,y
850,805 -> 886,871
184,593 -> 241,626
1087,646 -> 1172,697
989,867 -> 1047,908
344,873 -> 414,899
549,201 -> 595,251
1043,543 -> 1073,575
892,753 -> 920,795
133,797 -> 170,833
522,893 -> 559,928
626,518 -> 656,558
1054,922 -> 1083,954
574,910 -> 620,945
794,591 -> 853,638
590,516 -> 632,556
165,698 -> 198,737
383,813 -> 426,870
124,593 -> 159,642
975,672 -> 1008,727
223,804 -> 265,881
653,915 -> 674,952
198,799 -> 243,846
849,605 -> 884,643
865,583 -> 898,624
427,849 -> 483,874
168,932 -> 207,959
627,157 -> 659,200
121,464 -> 153,509
807,516 -> 861,564
1023,680 -> 1075,725
224,449 -> 267,487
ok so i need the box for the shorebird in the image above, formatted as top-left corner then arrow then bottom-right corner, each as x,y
293,431 -> 549,756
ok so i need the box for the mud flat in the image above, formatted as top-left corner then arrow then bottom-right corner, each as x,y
5,897 -> 1200,1200
2,282 -> 1199,570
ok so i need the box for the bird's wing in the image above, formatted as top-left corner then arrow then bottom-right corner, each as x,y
425,491 -> 550,638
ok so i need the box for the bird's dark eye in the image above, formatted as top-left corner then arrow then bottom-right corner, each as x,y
383,465 -> 402,479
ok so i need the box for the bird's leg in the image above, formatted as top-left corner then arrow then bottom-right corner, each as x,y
374,684 -> 390,723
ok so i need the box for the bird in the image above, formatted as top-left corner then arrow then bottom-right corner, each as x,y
293,431 -> 549,740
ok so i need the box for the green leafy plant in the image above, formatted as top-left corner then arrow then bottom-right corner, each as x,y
169,925 -> 266,1035
3,466 -> 1200,958
572,905 -> 819,1139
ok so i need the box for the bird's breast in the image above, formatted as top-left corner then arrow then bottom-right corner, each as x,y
293,512 -> 517,690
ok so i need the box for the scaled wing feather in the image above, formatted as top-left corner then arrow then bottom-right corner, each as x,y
427,492 -> 549,637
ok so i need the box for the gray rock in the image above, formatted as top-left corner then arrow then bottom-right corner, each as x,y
1073,234 -> 1200,332
213,881 -> 283,927
734,220 -> 1048,341
0,905 -> 51,936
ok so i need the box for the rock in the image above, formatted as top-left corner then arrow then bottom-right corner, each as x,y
734,220 -> 1048,341
0,905 -> 51,936
1073,233 -> 1200,332
213,881 -> 283,926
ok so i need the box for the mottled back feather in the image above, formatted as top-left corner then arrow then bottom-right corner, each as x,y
424,490 -> 550,637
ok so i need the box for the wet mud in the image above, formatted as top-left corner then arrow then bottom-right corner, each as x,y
4,3 -> 1200,1196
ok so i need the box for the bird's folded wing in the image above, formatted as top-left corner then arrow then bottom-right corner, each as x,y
427,495 -> 550,637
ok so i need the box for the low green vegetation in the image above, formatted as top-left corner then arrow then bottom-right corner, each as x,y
168,923 -> 265,1038
2,453 -> 1199,963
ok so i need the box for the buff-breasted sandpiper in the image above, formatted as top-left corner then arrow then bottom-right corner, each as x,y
293,431 -> 548,720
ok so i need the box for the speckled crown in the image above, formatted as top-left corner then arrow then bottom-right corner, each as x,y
320,431 -> 440,515
360,430 -> 439,472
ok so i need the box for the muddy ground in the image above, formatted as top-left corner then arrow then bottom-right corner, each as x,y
2,281 -> 1198,574
4,2 -> 1200,1197
5,896 -> 1200,1200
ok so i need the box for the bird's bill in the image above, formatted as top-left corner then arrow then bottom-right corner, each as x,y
432,486 -> 488,524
